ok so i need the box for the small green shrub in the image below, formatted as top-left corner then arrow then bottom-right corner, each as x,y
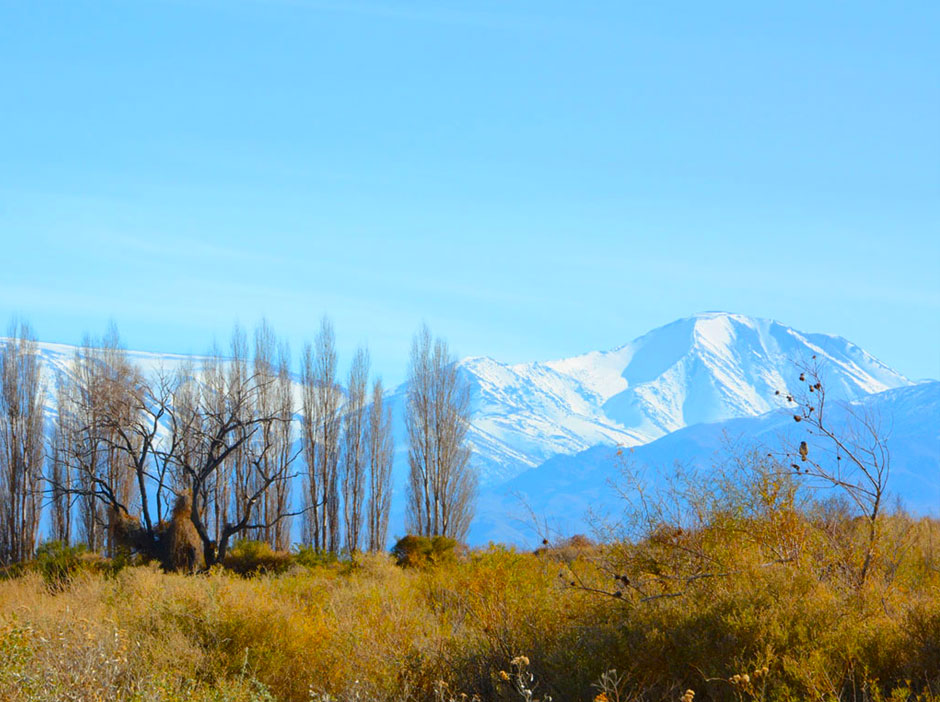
223,540 -> 292,576
293,544 -> 339,569
34,541 -> 89,588
391,534 -> 458,568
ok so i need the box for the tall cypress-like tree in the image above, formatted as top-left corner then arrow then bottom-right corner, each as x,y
341,346 -> 369,554
301,317 -> 342,552
366,378 -> 394,552
405,325 -> 474,541
0,320 -> 44,564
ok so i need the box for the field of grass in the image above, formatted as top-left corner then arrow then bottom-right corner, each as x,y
2,476 -> 940,701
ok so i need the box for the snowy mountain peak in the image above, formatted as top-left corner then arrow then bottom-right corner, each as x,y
457,312 -> 910,483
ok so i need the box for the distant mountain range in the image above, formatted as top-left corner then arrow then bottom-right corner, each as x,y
22,312 -> 938,546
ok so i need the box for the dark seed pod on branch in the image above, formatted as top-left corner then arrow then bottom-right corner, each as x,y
794,415 -> 802,422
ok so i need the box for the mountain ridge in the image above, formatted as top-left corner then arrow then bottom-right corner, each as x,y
451,312 -> 911,483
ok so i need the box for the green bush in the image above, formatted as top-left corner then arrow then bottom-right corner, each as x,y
391,534 -> 458,568
34,541 -> 89,588
222,540 -> 293,576
292,544 -> 339,569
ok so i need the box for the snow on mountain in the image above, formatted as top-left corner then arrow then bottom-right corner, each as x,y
455,312 -> 910,484
470,380 -> 940,546
454,356 -> 647,484
29,341 -> 211,416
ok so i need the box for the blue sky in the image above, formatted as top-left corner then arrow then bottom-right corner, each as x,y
1,0 -> 937,384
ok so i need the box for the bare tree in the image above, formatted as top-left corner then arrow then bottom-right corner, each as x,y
70,337 -> 104,550
301,317 -> 342,553
159,328 -> 300,566
48,349 -> 183,563
194,349 -> 231,546
366,378 -> 394,552
252,321 -> 294,550
300,344 -> 320,549
271,340 -> 295,551
341,346 -> 369,554
48,377 -> 75,545
405,325 -> 475,540
54,324 -> 142,553
177,350 -> 299,565
0,320 -> 44,564
779,357 -> 891,587
227,326 -> 254,540
49,323 -> 301,569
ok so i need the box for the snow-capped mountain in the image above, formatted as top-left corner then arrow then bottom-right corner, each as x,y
455,312 -> 910,484
470,380 -> 940,545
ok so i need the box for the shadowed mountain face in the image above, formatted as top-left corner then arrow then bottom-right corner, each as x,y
454,312 -> 910,484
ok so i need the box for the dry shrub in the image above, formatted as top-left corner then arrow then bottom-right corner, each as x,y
578,454 -> 940,701
534,533 -> 599,564
223,539 -> 293,576
162,491 -> 204,573
424,544 -> 614,701
0,568 -> 234,700
391,534 -> 459,568
106,492 -> 205,574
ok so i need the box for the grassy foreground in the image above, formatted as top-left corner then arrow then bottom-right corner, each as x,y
1,506 -> 939,701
